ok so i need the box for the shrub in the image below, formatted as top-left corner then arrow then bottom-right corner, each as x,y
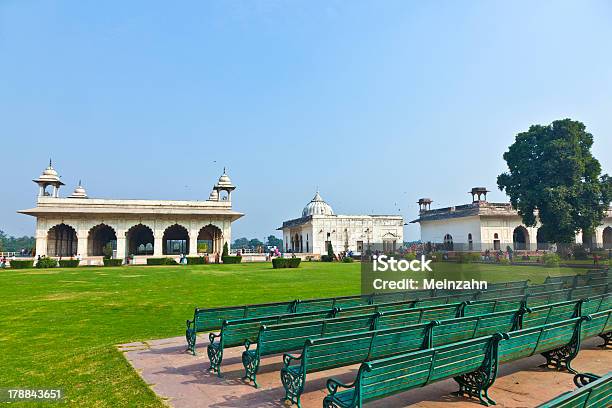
342,256 -> 354,263
103,258 -> 123,267
36,257 -> 58,268
543,252 -> 561,267
272,258 -> 302,268
146,257 -> 178,265
320,255 -> 334,262
573,245 -> 588,260
187,256 -> 206,265
404,252 -> 417,261
102,242 -> 114,259
59,259 -> 80,268
222,256 -> 242,264
222,242 -> 229,257
327,241 -> 335,259
457,252 -> 481,264
498,257 -> 510,265
9,260 -> 34,269
431,251 -> 445,261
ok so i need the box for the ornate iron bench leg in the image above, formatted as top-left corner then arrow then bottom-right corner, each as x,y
241,351 -> 260,388
207,344 -> 224,377
185,329 -> 196,355
280,368 -> 305,408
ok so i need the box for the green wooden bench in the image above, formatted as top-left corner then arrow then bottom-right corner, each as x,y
241,301 -> 470,387
185,277 -> 539,353
322,316 -> 591,407
545,275 -> 581,288
281,306 -> 533,407
321,332 -> 508,408
206,308 -> 339,375
580,309 -> 612,347
186,300 -> 298,354
537,372 -> 611,407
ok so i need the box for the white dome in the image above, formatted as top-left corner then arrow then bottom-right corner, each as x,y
208,188 -> 219,201
302,191 -> 334,217
69,181 -> 88,198
35,160 -> 62,183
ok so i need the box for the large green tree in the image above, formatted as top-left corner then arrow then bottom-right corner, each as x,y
497,119 -> 611,244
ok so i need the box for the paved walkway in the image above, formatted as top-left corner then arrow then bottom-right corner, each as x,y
118,336 -> 611,408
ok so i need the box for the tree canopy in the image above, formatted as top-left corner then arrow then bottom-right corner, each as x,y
497,119 -> 612,244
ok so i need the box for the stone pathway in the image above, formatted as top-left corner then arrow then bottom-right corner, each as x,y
118,336 -> 611,408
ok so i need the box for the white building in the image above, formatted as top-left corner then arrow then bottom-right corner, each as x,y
279,192 -> 404,256
18,162 -> 244,264
412,187 -> 612,251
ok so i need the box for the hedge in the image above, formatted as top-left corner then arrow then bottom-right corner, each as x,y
272,257 -> 301,268
146,257 -> 178,265
457,252 -> 481,264
9,260 -> 34,269
320,255 -> 334,262
341,256 -> 354,263
59,259 -> 80,268
103,258 -> 123,267
222,256 -> 242,264
36,257 -> 58,268
187,256 -> 207,265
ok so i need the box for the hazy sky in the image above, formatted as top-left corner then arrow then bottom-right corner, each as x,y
1,1 -> 611,241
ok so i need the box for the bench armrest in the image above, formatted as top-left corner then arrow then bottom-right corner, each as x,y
574,373 -> 600,388
282,352 -> 303,366
244,339 -> 253,351
186,319 -> 194,329
326,377 -> 356,395
208,332 -> 221,344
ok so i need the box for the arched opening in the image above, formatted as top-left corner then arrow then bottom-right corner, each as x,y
163,224 -> 189,255
603,227 -> 612,249
513,226 -> 529,251
126,224 -> 154,256
197,224 -> 223,254
47,224 -> 78,257
493,233 -> 500,251
88,224 -> 117,256
443,234 -> 453,251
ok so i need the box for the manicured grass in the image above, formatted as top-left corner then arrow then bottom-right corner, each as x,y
0,261 -> 586,407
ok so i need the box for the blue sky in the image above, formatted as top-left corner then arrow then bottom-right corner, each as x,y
1,1 -> 611,241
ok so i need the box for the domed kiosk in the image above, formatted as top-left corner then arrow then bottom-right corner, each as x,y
279,191 -> 403,257
19,162 -> 244,265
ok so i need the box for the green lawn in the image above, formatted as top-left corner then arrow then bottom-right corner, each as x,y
0,261 -> 587,407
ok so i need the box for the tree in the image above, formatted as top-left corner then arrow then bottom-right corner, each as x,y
266,235 -> 283,249
233,237 -> 249,248
327,241 -> 335,259
222,242 -> 229,257
248,238 -> 264,249
497,119 -> 612,245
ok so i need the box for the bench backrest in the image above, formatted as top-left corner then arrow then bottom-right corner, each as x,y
580,293 -> 611,315
258,313 -> 377,355
521,299 -> 583,329
571,283 -> 609,300
498,317 -> 584,363
581,309 -> 612,340
545,275 -> 578,288
538,372 -> 612,408
220,308 -> 337,347
303,308 -> 521,374
358,335 -> 497,403
193,301 -> 296,331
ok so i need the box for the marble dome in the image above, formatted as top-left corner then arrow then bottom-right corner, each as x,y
302,192 -> 334,217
